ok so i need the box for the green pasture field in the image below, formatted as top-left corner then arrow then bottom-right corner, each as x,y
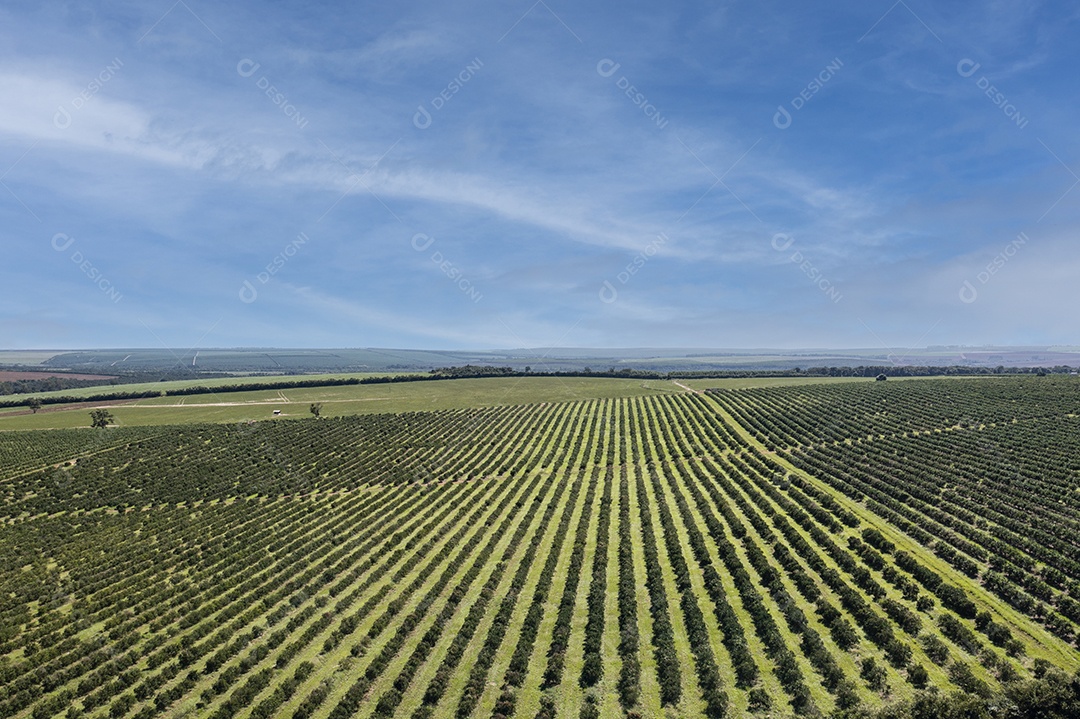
10,371 -> 412,401
0,376 -> 675,430
0,350 -> 65,365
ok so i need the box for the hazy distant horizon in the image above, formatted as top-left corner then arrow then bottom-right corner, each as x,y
5,346 -> 1078,375
4,344 -> 1080,354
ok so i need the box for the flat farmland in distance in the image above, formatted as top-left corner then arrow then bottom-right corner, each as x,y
0,351 -> 66,365
0,371 -> 117,381
0,377 -> 675,430
8,372 -> 414,402
0,377 -> 1077,719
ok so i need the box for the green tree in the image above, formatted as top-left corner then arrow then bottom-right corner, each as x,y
861,657 -> 888,691
27,397 -> 42,413
90,409 -> 114,428
907,664 -> 929,689
309,402 -> 322,418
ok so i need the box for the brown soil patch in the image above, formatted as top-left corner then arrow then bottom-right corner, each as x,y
0,371 -> 117,381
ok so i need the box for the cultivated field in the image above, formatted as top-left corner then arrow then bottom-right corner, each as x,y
0,377 -> 677,431
0,378 -> 1077,719
0,372 -> 116,382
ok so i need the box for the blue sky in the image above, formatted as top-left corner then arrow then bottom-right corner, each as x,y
2,1 -> 1078,350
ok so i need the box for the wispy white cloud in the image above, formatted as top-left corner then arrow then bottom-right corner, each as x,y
285,283 -> 509,346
